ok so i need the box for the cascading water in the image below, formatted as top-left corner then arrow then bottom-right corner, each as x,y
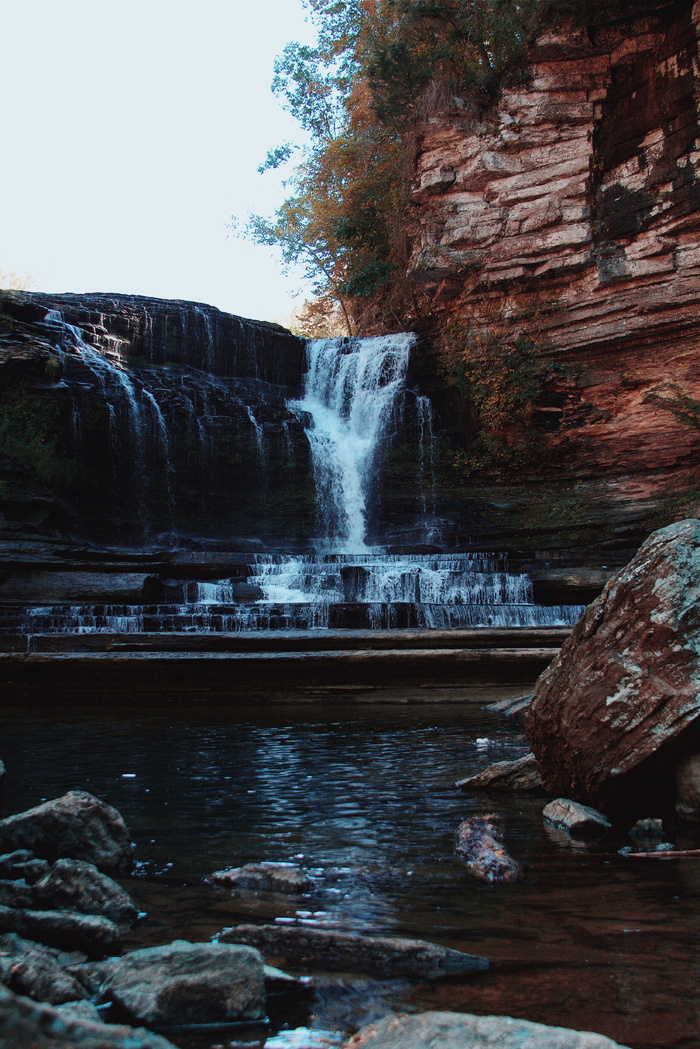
6,315 -> 586,634
290,335 -> 413,552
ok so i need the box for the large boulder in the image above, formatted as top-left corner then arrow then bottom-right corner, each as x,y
101,940 -> 266,1026
0,791 -> 133,871
0,984 -> 178,1049
342,1012 -> 629,1048
526,520 -> 700,808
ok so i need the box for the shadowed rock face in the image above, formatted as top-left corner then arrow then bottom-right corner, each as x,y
526,519 -> 700,808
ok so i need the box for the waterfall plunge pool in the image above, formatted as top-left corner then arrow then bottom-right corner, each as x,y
2,696 -> 696,1049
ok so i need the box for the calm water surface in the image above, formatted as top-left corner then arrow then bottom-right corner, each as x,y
3,698 -> 699,1049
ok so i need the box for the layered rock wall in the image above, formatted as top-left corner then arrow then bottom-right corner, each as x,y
408,0 -> 700,555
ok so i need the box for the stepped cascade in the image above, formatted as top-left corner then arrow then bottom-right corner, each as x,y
0,294 -> 585,634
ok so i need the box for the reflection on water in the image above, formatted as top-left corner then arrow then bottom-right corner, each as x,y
3,700 -> 700,1049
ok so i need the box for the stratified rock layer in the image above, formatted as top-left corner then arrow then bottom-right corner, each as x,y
526,520 -> 700,805
409,0 -> 700,549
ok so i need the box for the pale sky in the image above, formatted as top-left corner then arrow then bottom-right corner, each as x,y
0,0 -> 316,324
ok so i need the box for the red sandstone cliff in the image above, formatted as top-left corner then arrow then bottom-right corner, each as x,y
407,0 -> 700,558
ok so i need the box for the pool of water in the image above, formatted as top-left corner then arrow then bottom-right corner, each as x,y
3,697 -> 700,1049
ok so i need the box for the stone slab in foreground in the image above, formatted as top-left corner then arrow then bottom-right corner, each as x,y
217,924 -> 488,979
342,1011 -> 630,1048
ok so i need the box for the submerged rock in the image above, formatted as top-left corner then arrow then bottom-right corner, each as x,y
217,924 -> 488,979
628,818 -> 665,843
456,753 -> 543,793
454,815 -> 523,882
0,851 -> 51,884
526,521 -> 700,809
33,858 -> 140,923
0,983 -> 178,1049
0,878 -> 33,908
542,799 -> 612,839
0,791 -> 133,871
101,939 -> 266,1026
209,861 -> 313,893
342,1011 -> 630,1048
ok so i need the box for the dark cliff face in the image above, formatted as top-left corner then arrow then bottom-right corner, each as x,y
405,0 -> 700,560
0,291 -> 315,547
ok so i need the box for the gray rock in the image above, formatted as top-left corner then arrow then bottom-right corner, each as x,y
33,858 -> 139,923
0,851 -> 51,885
102,939 -> 266,1026
0,983 -> 178,1048
0,933 -> 88,1004
456,753 -> 543,793
455,815 -> 523,882
210,862 -> 313,893
0,791 -> 133,871
628,818 -> 665,843
53,999 -> 104,1023
217,924 -> 489,979
342,1012 -> 630,1048
0,905 -> 121,957
0,879 -> 33,908
543,798 -> 612,839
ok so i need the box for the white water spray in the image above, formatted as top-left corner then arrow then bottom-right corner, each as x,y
290,335 -> 413,551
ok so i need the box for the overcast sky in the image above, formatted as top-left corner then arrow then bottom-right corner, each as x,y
0,0 -> 316,324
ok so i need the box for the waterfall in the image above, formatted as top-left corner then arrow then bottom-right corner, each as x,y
290,335 -> 413,552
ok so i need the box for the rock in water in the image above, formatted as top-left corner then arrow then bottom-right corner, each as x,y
32,858 -> 140,923
526,520 -> 700,808
342,1012 -> 630,1048
542,799 -> 612,838
456,753 -> 543,793
0,983 -> 178,1049
209,862 -> 313,893
455,815 -> 523,882
102,940 -> 266,1026
217,925 -> 488,979
0,791 -> 133,871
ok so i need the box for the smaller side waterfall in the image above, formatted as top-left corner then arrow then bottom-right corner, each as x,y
290,335 -> 413,552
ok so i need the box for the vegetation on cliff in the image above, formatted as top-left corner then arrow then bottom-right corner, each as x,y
242,0 -> 657,336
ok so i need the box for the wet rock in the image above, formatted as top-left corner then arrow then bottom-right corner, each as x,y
217,924 -> 489,979
0,790 -> 133,871
0,851 -> 51,884
628,818 -> 665,843
33,858 -> 140,923
675,753 -> 700,822
543,799 -> 611,839
526,521 -> 700,808
264,963 -> 312,994
0,905 -> 121,957
0,879 -> 33,908
455,815 -> 523,882
0,983 -> 179,1048
342,1011 -> 630,1048
483,694 -> 533,716
0,933 -> 88,1004
456,753 -> 543,793
210,862 -> 313,893
67,959 -> 117,996
54,999 -> 104,1023
102,939 -> 266,1026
